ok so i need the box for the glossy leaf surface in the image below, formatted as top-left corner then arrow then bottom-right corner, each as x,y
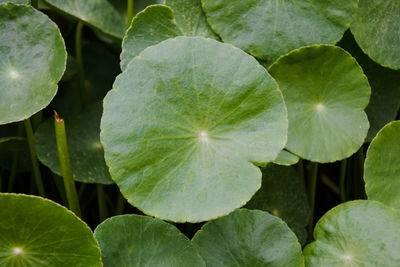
101,36 -> 288,222
304,200 -> 400,266
94,215 -> 205,266
201,0 -> 357,60
364,121 -> 400,210
246,164 -> 310,244
192,209 -> 304,266
0,3 -> 66,124
269,45 -> 370,162
351,0 -> 400,69
121,0 -> 216,70
44,0 -> 125,39
0,193 -> 102,266
36,103 -> 113,184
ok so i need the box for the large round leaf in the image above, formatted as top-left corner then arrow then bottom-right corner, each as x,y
36,103 -> 113,184
43,0 -> 125,39
0,193 -> 102,266
94,215 -> 205,266
101,36 -> 288,222
351,0 -> 400,70
339,31 -> 400,141
200,0 -> 358,61
121,0 -> 217,70
0,0 -> 27,3
192,209 -> 304,266
0,3 -> 66,125
364,121 -> 400,210
304,200 -> 400,266
269,45 -> 370,163
246,164 -> 310,245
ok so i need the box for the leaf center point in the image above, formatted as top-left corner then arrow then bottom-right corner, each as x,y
199,131 -> 208,141
9,69 -> 20,79
316,103 -> 324,112
12,247 -> 23,256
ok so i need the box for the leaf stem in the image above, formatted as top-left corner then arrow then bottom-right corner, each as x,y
24,119 -> 46,197
30,0 -> 38,9
54,111 -> 81,217
115,193 -> 125,215
8,123 -> 24,192
297,159 -> 306,191
339,159 -> 347,202
126,0 -> 134,27
75,21 -> 87,107
307,162 -> 318,241
97,184 -> 108,222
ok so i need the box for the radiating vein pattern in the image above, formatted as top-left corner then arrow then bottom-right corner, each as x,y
101,36 -> 287,222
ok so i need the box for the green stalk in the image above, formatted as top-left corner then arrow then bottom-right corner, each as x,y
54,111 -> 81,217
75,21 -> 87,107
297,159 -> 306,191
339,159 -> 347,202
115,194 -> 125,215
30,0 -> 38,9
126,0 -> 134,27
8,123 -> 24,192
97,185 -> 108,222
307,162 -> 318,241
24,119 -> 46,197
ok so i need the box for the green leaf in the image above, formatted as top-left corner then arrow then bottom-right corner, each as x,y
269,45 -> 370,163
35,103 -> 113,184
43,0 -> 125,39
351,0 -> 400,70
0,0 -> 27,3
0,3 -> 66,125
364,121 -> 400,210
0,193 -> 102,266
101,36 -> 288,222
246,164 -> 310,245
192,209 -> 304,266
200,0 -> 358,61
121,1 -> 217,70
94,215 -> 205,266
338,31 -> 400,141
273,149 -> 300,166
304,200 -> 400,266
0,136 -> 30,172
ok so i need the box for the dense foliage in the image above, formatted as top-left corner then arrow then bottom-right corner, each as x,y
0,0 -> 399,266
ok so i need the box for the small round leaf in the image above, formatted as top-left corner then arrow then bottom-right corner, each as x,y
101,36 -> 288,222
304,200 -> 400,266
192,209 -> 304,266
269,45 -> 370,163
0,193 -> 102,266
246,164 -> 310,245
0,3 -> 66,125
35,103 -> 113,184
364,121 -> 400,210
43,0 -> 125,39
200,0 -> 358,60
351,0 -> 400,70
94,215 -> 205,266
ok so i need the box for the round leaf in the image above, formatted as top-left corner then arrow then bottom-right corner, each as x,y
43,0 -> 125,39
0,193 -> 102,266
36,103 -> 113,184
121,1 -> 217,70
246,164 -> 310,245
0,3 -> 66,125
200,0 -> 358,61
364,121 -> 400,210
0,0 -> 27,3
273,150 -> 300,166
351,0 -> 400,70
101,36 -> 288,222
192,209 -> 304,266
269,45 -> 370,163
94,215 -> 205,266
304,200 -> 400,266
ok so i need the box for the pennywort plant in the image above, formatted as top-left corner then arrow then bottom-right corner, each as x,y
0,0 -> 400,266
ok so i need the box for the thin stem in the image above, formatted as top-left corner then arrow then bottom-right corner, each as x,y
24,119 -> 46,197
75,21 -> 87,107
30,0 -> 38,8
354,147 -> 366,199
8,123 -> 24,192
115,193 -> 125,215
307,162 -> 318,241
126,0 -> 134,27
97,185 -> 108,222
54,111 -> 81,217
339,159 -> 347,202
297,159 -> 306,191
